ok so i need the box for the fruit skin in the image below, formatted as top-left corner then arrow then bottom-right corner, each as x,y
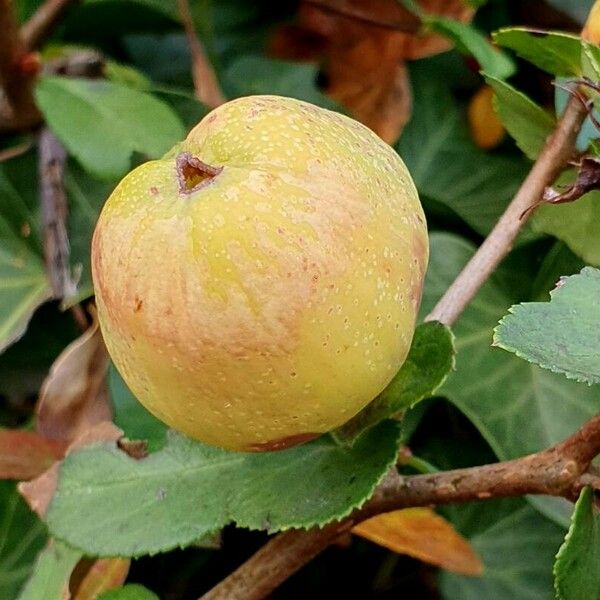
92,95 -> 428,451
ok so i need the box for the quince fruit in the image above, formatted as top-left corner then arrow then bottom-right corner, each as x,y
92,95 -> 428,451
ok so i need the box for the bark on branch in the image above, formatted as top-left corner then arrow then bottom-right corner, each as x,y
202,413 -> 600,600
21,0 -> 81,50
0,0 -> 40,130
39,126 -> 76,300
425,94 -> 588,327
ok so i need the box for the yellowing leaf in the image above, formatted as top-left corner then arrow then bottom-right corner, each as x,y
583,1 -> 600,45
468,85 -> 505,150
353,508 -> 484,576
72,557 -> 131,600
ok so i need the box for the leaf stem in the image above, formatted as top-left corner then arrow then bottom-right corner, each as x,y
403,454 -> 439,474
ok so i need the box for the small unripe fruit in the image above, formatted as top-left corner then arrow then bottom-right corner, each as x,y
92,95 -> 428,451
468,85 -> 505,150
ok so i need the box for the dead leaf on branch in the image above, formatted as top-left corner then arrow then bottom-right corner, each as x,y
18,421 -> 123,518
0,429 -> 67,480
37,315 -> 112,444
353,507 -> 484,576
71,557 -> 131,600
270,0 -> 475,143
544,157 -> 600,204
520,156 -> 600,219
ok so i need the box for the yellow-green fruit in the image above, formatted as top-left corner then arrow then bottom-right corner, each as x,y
92,95 -> 428,451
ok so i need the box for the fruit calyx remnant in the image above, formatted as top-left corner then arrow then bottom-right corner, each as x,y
176,152 -> 223,194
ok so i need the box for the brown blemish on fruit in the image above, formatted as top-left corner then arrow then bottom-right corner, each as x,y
412,231 -> 428,277
150,186 -> 159,195
247,432 -> 319,452
134,297 -> 143,312
91,226 -> 106,300
176,152 -> 223,194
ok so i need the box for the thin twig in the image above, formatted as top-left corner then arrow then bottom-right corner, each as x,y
39,127 -> 76,300
0,0 -> 40,130
21,0 -> 81,50
176,0 -> 225,109
425,94 -> 588,326
202,413 -> 600,600
0,138 -> 33,162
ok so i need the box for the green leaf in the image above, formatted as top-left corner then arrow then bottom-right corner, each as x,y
533,187 -> 600,268
17,541 -> 81,600
35,77 -> 185,179
529,241 -> 585,302
484,74 -> 555,159
104,61 -> 152,91
154,87 -> 209,131
46,422 -> 400,556
422,233 -> 599,485
581,41 -> 600,80
124,34 -> 193,87
554,487 -> 600,600
109,366 -> 168,452
493,28 -> 582,77
0,304 -> 79,399
0,482 -> 47,599
223,56 -> 339,111
333,322 -> 455,444
83,0 -> 179,22
99,584 -> 159,600
398,63 -> 528,235
425,17 -> 515,79
0,167 -> 51,353
579,43 -> 600,124
440,501 -> 565,599
494,267 -> 600,385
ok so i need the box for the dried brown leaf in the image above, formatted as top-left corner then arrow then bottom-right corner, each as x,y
71,558 -> 131,600
353,507 -> 484,576
18,421 -> 122,518
117,438 -> 148,459
37,319 -> 111,443
0,429 -> 67,480
270,0 -> 474,143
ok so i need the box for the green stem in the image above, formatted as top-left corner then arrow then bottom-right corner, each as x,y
404,455 -> 439,475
